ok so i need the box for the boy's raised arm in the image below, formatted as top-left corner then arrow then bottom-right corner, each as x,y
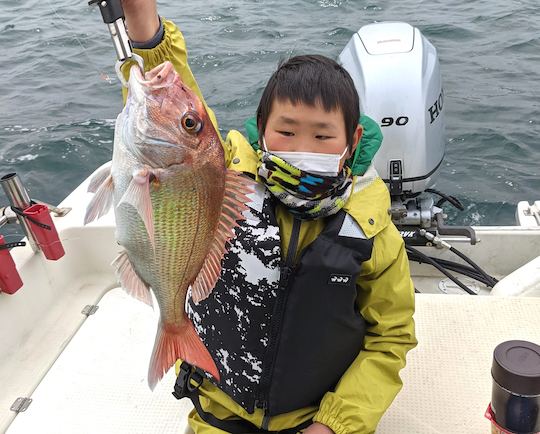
117,1 -> 227,156
122,0 -> 160,43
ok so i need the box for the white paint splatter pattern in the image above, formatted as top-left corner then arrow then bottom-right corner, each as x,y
187,188 -> 281,409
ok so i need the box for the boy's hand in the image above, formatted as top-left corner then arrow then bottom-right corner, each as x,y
303,422 -> 335,434
121,0 -> 159,43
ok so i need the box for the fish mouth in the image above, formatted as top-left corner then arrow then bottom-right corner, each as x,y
130,61 -> 176,90
131,64 -> 145,83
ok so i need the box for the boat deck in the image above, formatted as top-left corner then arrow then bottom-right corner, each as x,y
6,289 -> 191,434
5,288 -> 540,434
2,171 -> 540,433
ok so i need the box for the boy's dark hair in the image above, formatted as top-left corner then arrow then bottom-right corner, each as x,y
256,54 -> 360,149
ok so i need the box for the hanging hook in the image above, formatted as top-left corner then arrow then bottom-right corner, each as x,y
115,53 -> 144,88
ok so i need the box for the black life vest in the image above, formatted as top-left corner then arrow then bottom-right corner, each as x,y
187,184 -> 374,416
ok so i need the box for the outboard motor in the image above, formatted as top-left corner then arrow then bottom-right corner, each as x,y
340,22 -> 475,244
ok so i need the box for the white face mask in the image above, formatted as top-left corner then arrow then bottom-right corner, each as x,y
261,137 -> 349,177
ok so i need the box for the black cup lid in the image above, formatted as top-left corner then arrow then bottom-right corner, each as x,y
492,340 -> 540,396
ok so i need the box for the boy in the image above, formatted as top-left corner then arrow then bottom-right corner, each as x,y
121,2 -> 417,433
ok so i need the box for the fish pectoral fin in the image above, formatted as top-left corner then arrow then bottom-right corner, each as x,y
118,169 -> 155,247
191,170 -> 256,304
87,162 -> 112,193
112,251 -> 153,307
84,174 -> 114,225
148,317 -> 220,390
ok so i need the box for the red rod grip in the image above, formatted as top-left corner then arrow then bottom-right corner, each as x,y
23,204 -> 65,261
0,235 -> 23,294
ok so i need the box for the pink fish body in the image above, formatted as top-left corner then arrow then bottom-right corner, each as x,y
85,61 -> 253,388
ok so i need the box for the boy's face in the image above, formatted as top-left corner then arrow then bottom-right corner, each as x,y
263,99 -> 362,171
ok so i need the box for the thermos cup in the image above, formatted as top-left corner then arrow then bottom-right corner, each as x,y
490,340 -> 540,433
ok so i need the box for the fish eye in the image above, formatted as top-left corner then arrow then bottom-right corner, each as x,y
181,113 -> 202,134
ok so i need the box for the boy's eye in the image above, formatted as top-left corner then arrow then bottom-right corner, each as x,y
278,131 -> 294,137
316,135 -> 332,140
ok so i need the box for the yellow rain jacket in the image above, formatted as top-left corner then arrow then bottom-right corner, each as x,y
122,19 -> 417,434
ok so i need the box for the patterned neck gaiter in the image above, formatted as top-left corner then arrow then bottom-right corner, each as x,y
257,150 -> 354,220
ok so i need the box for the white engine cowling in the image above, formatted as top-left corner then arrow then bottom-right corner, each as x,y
339,22 -> 445,196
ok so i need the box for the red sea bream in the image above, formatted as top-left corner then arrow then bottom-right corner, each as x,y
85,61 -> 253,388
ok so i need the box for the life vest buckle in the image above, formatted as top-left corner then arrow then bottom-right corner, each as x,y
172,362 -> 203,400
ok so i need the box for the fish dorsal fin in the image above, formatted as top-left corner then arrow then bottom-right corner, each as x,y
190,170 -> 255,304
112,251 -> 153,307
84,173 -> 114,225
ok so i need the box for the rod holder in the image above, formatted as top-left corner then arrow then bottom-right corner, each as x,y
1,173 -> 39,252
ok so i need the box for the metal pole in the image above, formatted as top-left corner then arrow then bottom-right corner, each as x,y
1,173 -> 39,252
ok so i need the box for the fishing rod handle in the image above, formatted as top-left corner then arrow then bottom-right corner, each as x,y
89,0 -> 134,62
89,0 -> 123,24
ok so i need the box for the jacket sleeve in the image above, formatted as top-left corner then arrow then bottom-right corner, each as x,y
119,18 -> 230,163
313,223 -> 417,434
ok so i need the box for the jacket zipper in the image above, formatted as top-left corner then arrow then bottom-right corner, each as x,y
256,217 -> 302,429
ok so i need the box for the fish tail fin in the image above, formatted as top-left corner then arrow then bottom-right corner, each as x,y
148,317 -> 220,389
